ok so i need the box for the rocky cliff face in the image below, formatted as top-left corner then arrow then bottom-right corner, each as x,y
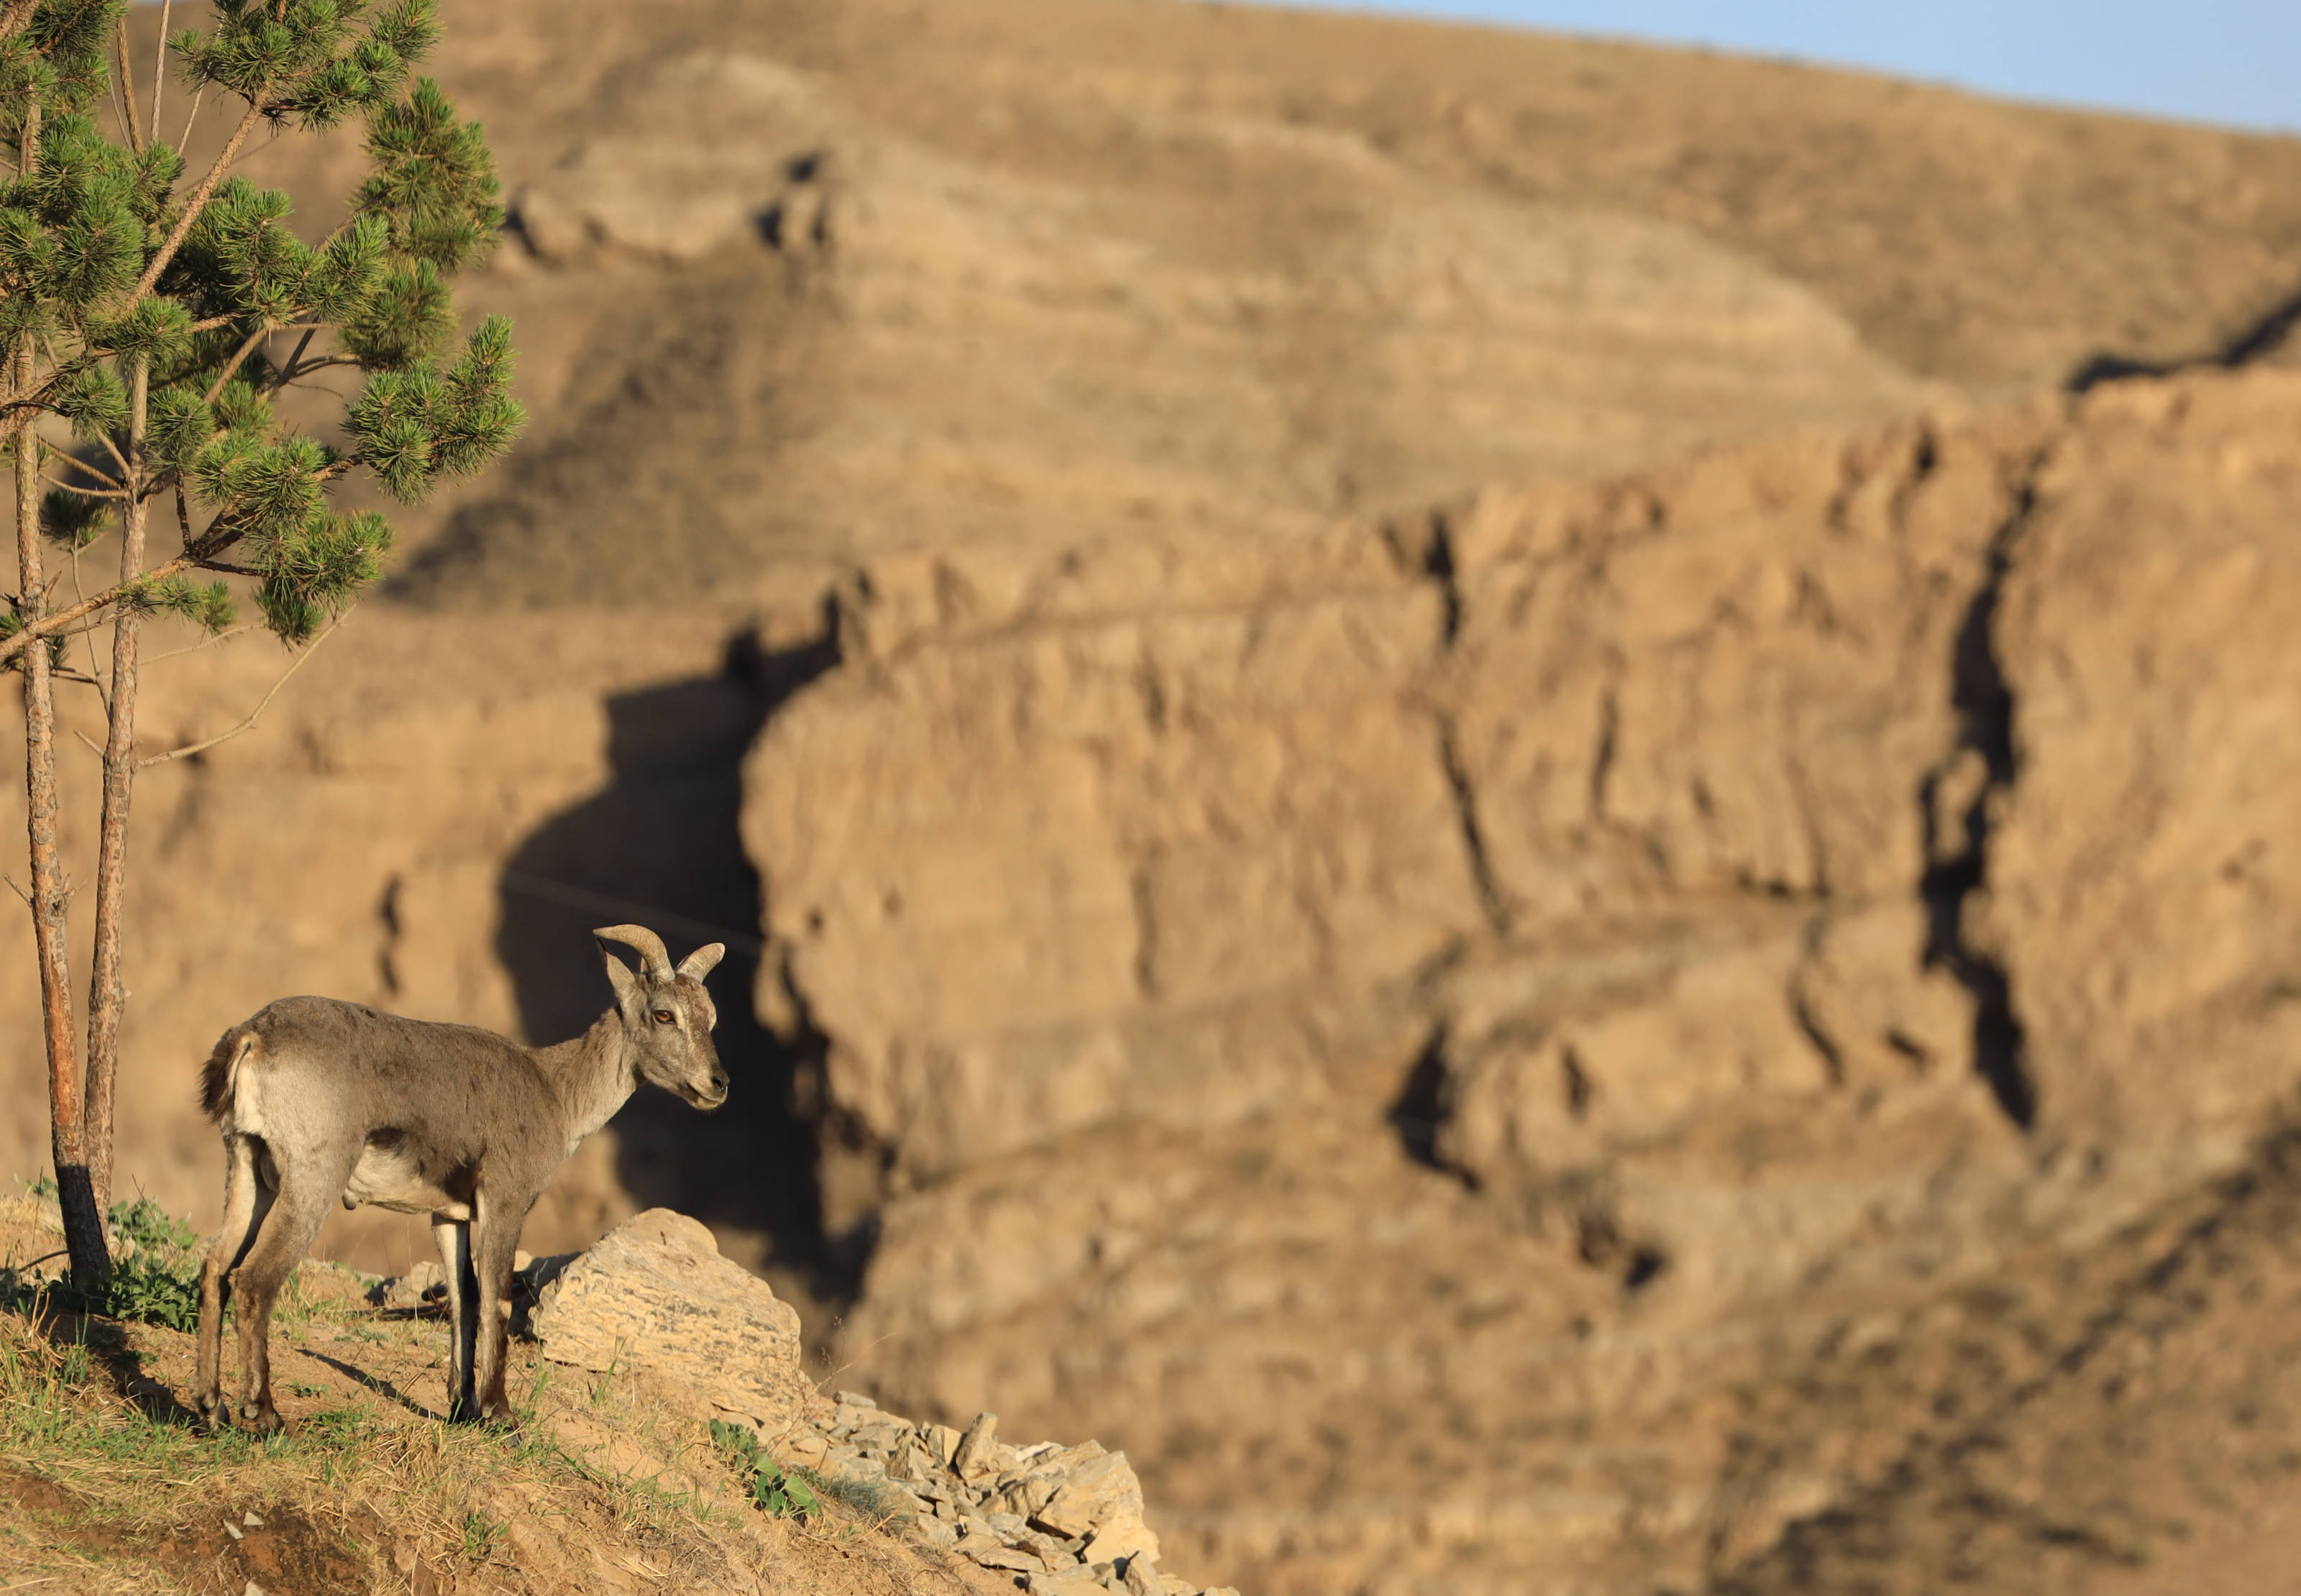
4,4 -> 2301,1592
741,368 -> 2301,1592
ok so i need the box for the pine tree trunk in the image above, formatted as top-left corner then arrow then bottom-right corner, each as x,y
83,358 -> 147,1216
14,96 -> 107,1286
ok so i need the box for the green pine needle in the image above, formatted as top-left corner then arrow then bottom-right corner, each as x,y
90,296 -> 193,365
147,385 -> 216,472
39,488 -> 107,549
342,254 -> 452,368
129,574 -> 237,633
52,360 -> 127,439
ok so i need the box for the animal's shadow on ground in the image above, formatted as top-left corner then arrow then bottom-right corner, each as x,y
494,620 -> 849,1307
28,1306 -> 201,1426
304,1349 -> 442,1422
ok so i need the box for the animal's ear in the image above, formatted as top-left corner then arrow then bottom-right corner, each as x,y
678,943 -> 726,981
598,943 -> 646,1015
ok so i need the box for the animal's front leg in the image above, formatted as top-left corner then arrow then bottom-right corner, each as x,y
432,1216 -> 476,1421
470,1185 -> 524,1426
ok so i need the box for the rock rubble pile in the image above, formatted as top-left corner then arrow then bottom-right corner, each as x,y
370,1209 -> 1241,1594
784,1393 -> 1230,1596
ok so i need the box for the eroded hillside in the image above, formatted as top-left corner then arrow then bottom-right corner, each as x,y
741,368 -> 2301,1592
1,4 -> 2298,1592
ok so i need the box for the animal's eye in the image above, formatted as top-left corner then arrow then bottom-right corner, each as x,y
652,1009 -> 675,1025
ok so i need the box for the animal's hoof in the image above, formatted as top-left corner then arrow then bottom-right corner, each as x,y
244,1405 -> 285,1437
193,1392 -> 229,1431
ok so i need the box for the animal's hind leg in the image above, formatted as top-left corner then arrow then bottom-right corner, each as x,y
433,1216 -> 475,1421
227,1158 -> 341,1436
193,1134 -> 271,1429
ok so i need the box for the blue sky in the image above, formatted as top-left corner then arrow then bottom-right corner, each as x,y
1258,2 -> 2300,134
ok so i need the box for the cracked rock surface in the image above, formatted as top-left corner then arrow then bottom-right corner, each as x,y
742,367 -> 2301,1595
784,1392 -> 1230,1596
528,1207 -> 809,1439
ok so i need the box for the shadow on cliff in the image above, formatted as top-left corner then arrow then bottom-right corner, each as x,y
493,618 -> 848,1303
2068,275 -> 2301,390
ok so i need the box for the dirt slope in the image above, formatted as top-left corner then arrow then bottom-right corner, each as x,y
0,1244 -> 1006,1596
1719,1114 -> 2301,1596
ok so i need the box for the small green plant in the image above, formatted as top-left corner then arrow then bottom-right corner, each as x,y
516,1359 -> 551,1427
710,1418 -> 820,1520
0,1193 -> 209,1329
96,1252 -> 199,1329
50,1195 -> 206,1330
108,1196 -> 198,1255
24,1174 -> 58,1201
458,1511 -> 506,1562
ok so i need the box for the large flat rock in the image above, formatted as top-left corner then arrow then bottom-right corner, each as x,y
531,1208 -> 808,1439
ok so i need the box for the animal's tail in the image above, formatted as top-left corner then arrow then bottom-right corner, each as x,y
197,1027 -> 260,1122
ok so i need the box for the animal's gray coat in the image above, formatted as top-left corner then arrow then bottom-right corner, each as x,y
191,925 -> 728,1431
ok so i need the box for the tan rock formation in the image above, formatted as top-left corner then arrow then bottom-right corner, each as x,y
530,1207 -> 808,1439
744,367 -> 2301,1593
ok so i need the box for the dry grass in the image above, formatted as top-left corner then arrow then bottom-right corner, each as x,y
0,1254 -> 994,1596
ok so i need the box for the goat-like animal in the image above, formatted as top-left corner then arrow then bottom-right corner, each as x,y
191,925 -> 728,1432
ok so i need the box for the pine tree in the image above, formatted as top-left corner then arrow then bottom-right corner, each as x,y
0,0 -> 523,1287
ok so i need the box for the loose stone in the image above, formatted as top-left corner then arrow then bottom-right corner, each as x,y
953,1411 -> 1001,1479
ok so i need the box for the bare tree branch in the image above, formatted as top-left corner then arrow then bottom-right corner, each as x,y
144,623 -> 252,666
267,326 -> 319,393
0,489 -> 273,668
174,85 -> 206,156
105,55 -> 132,151
128,97 -> 268,305
44,474 -> 127,500
94,429 -> 132,482
0,0 -> 42,47
280,353 -> 363,385
0,549 -> 201,666
203,321 -> 275,403
114,12 -> 145,154
69,544 -> 110,720
150,1 -> 172,153
55,451 -> 122,488
137,609 -> 350,769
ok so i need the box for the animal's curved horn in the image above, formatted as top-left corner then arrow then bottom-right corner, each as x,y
678,943 -> 726,981
593,925 -> 674,982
